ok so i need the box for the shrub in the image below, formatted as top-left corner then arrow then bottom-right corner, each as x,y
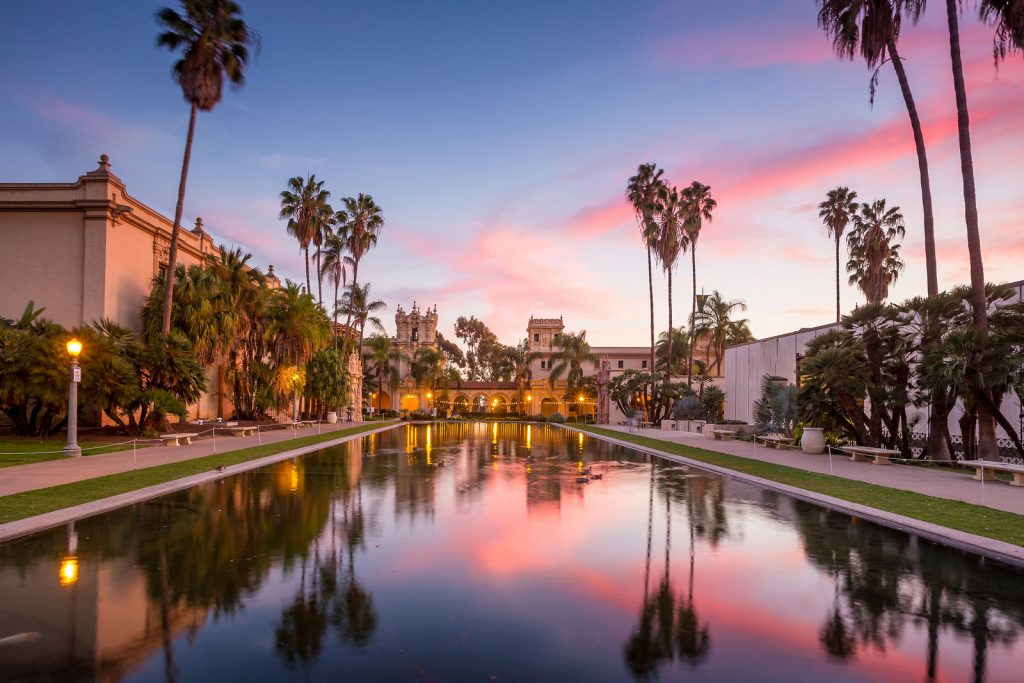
700,386 -> 726,422
548,412 -> 566,423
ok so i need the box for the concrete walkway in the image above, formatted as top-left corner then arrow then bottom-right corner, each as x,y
0,422 -> 365,497
596,425 -> 1024,516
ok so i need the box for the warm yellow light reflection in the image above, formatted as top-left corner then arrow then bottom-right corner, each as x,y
579,432 -> 584,449
66,338 -> 82,358
59,556 -> 78,585
289,463 -> 300,492
526,425 -> 532,450
425,425 -> 432,460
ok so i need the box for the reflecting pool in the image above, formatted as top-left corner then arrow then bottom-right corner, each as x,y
1,423 -> 1023,681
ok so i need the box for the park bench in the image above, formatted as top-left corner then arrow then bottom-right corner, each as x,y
159,433 -> 193,446
301,419 -> 318,427
841,445 -> 900,466
225,426 -> 256,437
757,435 -> 794,449
712,429 -> 737,441
960,460 -> 1024,487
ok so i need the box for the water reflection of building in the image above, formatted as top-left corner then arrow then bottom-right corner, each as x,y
0,551 -> 207,681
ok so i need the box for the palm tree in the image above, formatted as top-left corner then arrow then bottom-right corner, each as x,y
268,280 -> 331,367
311,200 -> 336,305
155,0 -> 256,335
818,187 -> 859,321
506,339 -> 542,414
280,175 -> 331,298
337,282 -> 385,347
818,0 -> 937,298
847,200 -> 906,305
338,194 -> 384,324
627,163 -> 668,402
651,185 -> 687,387
681,181 -> 716,389
548,330 -> 599,396
655,326 -> 689,376
980,0 -> 1024,61
320,227 -> 351,348
364,334 -> 405,412
694,291 -> 750,376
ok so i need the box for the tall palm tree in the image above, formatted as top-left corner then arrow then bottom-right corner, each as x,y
651,185 -> 687,387
818,187 -> 859,321
681,181 -> 716,389
311,200 -> 336,306
337,282 -> 385,348
320,226 -> 351,348
694,291 -> 750,376
847,199 -> 906,305
279,175 -> 331,297
980,0 -> 1024,61
627,163 -> 668,400
506,339 -> 542,414
818,0 -> 937,297
548,330 -> 599,395
155,0 -> 256,335
338,194 -> 384,324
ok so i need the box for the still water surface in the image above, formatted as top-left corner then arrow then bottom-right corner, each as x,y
1,423 -> 1023,682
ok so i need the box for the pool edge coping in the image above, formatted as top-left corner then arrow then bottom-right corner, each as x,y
0,422 -> 405,544
559,424 -> 1024,570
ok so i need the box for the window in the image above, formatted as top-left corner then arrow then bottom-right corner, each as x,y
641,360 -> 648,369
618,360 -> 624,369
534,333 -> 539,342
540,360 -> 546,369
157,264 -> 167,281
411,328 -> 419,342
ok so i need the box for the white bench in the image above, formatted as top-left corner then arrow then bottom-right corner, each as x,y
758,435 -> 794,449
712,429 -> 737,441
842,446 -> 901,465
225,426 -> 256,437
159,433 -> 193,446
960,460 -> 1024,487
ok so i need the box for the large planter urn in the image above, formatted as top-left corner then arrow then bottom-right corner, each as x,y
326,411 -> 339,424
801,427 -> 825,454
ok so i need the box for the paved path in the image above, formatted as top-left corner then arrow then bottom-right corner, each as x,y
597,425 -> 1024,516
0,422 -> 364,497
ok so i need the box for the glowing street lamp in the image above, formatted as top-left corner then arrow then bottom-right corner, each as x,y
291,372 -> 301,423
64,338 -> 83,457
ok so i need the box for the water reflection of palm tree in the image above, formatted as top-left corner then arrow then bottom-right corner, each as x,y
623,465 -> 710,679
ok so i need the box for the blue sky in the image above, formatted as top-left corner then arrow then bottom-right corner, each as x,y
1,1 -> 1022,345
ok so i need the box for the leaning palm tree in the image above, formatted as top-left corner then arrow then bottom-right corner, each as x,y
681,181 -> 716,389
980,0 -> 1024,61
846,199 -> 906,305
548,330 -> 599,395
337,282 -> 385,347
651,185 -> 687,387
155,0 -> 256,335
338,194 -> 384,324
818,0 -> 937,298
320,227 -> 351,348
279,175 -> 331,297
818,187 -> 859,321
627,163 -> 668,399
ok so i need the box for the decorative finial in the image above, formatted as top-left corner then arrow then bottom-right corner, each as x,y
194,217 -> 204,233
267,264 -> 275,274
99,154 -> 110,166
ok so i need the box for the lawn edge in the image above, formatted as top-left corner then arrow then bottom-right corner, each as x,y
561,424 -> 1024,569
0,421 -> 402,543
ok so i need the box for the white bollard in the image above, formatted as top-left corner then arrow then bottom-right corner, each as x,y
980,462 -> 986,507
133,440 -> 137,470
827,446 -> 834,476
257,424 -> 262,446
212,428 -> 217,454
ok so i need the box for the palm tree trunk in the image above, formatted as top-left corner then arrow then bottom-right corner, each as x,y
161,102 -> 198,335
647,246 -> 656,420
835,237 -> 841,322
333,278 -> 340,349
888,38 -> 938,298
687,246 -> 697,389
316,249 -> 323,304
304,244 -> 312,297
945,0 -> 986,331
346,259 -> 359,327
946,0 -> 998,461
666,269 -> 673,388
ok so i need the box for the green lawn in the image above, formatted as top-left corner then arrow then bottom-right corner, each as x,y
0,421 -> 397,525
0,439 -> 145,468
575,425 -> 1024,548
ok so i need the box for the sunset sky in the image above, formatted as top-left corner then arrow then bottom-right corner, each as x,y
1,1 -> 1021,346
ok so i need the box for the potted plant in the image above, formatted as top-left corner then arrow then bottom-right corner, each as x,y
801,427 -> 825,454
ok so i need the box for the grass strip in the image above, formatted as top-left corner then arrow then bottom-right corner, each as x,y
0,440 -> 146,467
0,422 -> 397,524
576,425 -> 1024,548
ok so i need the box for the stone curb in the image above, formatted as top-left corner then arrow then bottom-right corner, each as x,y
561,424 -> 1024,570
0,422 -> 404,544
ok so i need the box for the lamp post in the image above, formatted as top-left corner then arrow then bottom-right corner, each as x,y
291,372 -> 300,423
526,394 -> 532,417
64,338 -> 82,457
